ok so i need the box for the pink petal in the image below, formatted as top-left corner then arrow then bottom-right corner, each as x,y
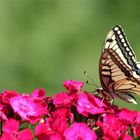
3,119 -> 19,133
118,108 -> 138,125
51,108 -> 71,134
97,114 -> 128,139
122,135 -> 132,140
35,123 -> 53,137
63,80 -> 84,92
132,125 -> 140,137
48,133 -> 63,140
19,128 -> 33,140
1,90 -> 18,104
77,93 -> 110,116
53,92 -> 77,107
31,88 -> 46,100
10,95 -> 48,123
135,113 -> 140,124
64,123 -> 97,140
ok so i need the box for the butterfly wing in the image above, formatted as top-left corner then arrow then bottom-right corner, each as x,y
99,25 -> 140,103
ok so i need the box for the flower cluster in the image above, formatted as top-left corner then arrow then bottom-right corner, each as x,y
0,80 -> 140,140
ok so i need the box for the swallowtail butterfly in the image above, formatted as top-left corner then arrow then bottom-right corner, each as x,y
97,25 -> 140,104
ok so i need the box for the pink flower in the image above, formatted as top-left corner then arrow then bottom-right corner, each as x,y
10,95 -> 48,123
50,108 -> 72,134
35,122 -> 54,139
0,119 -> 33,140
0,90 -> 19,120
122,135 -> 132,140
63,80 -> 84,92
35,108 -> 73,139
35,124 -> 63,140
77,92 -> 111,116
97,114 -> 128,140
118,108 -> 138,125
132,125 -> 140,137
0,80 -> 140,139
134,113 -> 140,124
53,92 -> 77,107
1,90 -> 18,104
0,103 -> 7,120
64,122 -> 97,140
31,88 -> 46,100
47,133 -> 63,140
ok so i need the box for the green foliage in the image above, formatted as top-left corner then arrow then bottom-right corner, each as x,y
0,0 -> 140,110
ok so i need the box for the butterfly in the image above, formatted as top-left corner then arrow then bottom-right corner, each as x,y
97,25 -> 140,104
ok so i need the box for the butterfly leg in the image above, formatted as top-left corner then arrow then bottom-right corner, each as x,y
97,88 -> 114,105
104,91 -> 114,105
110,96 -> 114,105
103,89 -> 115,105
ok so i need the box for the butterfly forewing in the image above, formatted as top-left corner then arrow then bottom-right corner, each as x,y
99,25 -> 140,104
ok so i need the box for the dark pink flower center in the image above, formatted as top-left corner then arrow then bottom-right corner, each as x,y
12,131 -> 20,139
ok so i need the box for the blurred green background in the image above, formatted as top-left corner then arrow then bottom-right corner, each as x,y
0,0 -> 140,110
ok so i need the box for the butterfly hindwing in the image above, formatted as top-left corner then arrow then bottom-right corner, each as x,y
99,49 -> 127,91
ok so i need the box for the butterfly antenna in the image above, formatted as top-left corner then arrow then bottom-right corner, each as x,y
84,70 -> 99,88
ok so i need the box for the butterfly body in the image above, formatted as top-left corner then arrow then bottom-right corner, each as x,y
98,25 -> 140,104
